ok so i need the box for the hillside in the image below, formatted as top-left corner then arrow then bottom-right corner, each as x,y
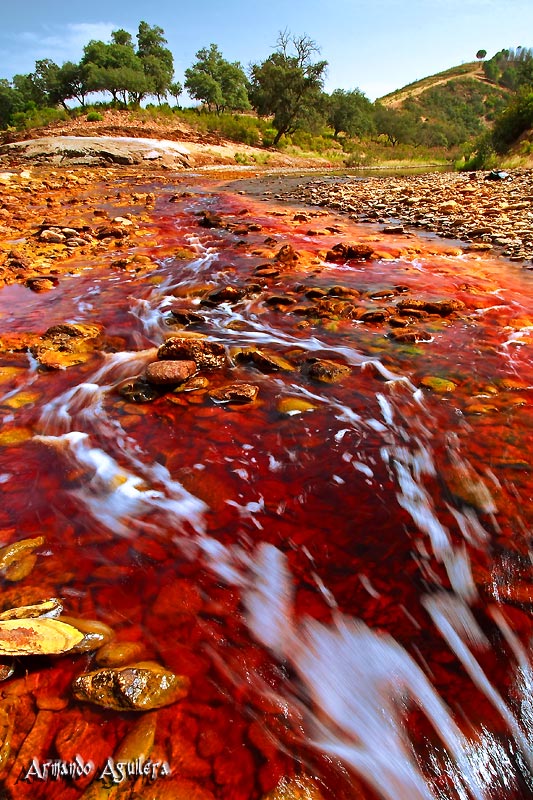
380,62 -> 488,106
378,62 -> 510,145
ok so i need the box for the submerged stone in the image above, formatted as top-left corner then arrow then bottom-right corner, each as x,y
421,376 -> 458,393
118,379 -> 161,403
236,348 -> 295,373
144,360 -> 197,386
95,640 -> 146,667
303,359 -> 351,383
59,615 -> 114,653
0,536 -> 44,572
173,375 -> 209,393
72,661 -> 190,711
277,397 -> 317,414
208,383 -> 259,404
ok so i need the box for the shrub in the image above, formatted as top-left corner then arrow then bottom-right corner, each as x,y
11,106 -> 68,131
86,111 -> 103,122
234,151 -> 252,164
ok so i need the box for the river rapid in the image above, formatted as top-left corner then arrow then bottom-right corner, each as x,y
0,170 -> 533,799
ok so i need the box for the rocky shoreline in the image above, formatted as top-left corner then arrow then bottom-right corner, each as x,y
273,169 -> 533,266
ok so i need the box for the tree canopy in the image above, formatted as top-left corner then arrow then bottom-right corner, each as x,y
184,44 -> 250,113
249,31 -> 328,145
326,88 -> 374,139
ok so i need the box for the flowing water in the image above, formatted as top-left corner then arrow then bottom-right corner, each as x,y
1,174 -> 533,799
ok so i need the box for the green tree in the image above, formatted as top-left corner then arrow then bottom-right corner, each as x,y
476,49 -> 487,60
373,103 -> 418,146
80,23 -> 175,105
168,81 -> 183,105
54,61 -> 90,107
185,44 -> 250,113
326,88 -> 374,139
0,79 -> 25,128
136,21 -> 174,102
249,31 -> 327,145
491,89 -> 533,153
82,37 -> 147,104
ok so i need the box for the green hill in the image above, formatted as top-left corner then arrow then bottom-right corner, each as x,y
377,62 -> 510,146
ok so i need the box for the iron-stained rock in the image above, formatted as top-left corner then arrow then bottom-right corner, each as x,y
326,242 -> 374,262
144,360 -> 197,386
209,383 -> 259,404
72,662 -> 190,711
303,359 -> 351,383
158,337 -> 226,369
118,379 -> 161,403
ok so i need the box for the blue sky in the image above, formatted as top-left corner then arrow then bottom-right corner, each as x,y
1,0 -> 533,100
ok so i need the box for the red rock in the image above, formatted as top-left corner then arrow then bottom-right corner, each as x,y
208,383 -> 259,403
326,242 -> 374,261
158,337 -> 226,369
145,360 -> 197,385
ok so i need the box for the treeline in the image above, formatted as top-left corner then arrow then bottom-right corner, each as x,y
2,25 -> 533,160
0,25 -> 380,147
482,47 -> 533,91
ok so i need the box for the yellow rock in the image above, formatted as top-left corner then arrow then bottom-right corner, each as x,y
59,616 -> 114,653
0,428 -> 32,446
421,376 -> 457,393
0,598 -> 62,621
262,775 -> 326,800
115,713 -> 157,761
0,618 -> 84,656
2,391 -> 40,409
95,640 -> 146,667
35,350 -> 91,369
0,367 -> 23,384
277,397 -> 317,414
4,554 -> 38,582
0,536 -> 44,571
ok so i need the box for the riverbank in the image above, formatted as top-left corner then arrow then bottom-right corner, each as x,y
268,168 -> 533,265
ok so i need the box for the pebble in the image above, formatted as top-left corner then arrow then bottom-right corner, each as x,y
95,640 -> 146,667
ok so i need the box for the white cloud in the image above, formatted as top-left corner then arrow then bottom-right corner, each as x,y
0,22 -> 121,78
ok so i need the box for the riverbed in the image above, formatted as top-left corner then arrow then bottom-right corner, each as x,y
0,168 -> 532,800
